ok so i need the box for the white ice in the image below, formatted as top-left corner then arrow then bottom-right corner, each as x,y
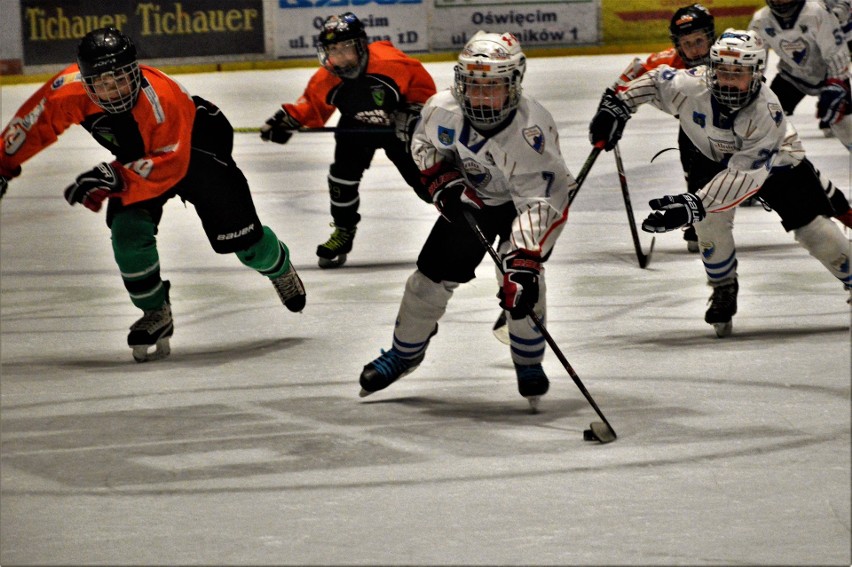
1,53 -> 850,565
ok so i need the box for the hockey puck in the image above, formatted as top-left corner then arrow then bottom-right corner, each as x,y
583,429 -> 597,442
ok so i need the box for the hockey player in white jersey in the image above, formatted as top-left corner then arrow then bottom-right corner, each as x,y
589,29 -> 851,337
749,0 -> 852,147
359,31 -> 576,408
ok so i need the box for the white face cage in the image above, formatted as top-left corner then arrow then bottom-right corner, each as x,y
706,29 -> 766,110
81,61 -> 141,114
452,31 -> 525,130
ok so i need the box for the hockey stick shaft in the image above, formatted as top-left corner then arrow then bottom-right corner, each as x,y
234,126 -> 393,134
613,143 -> 655,269
461,208 -> 617,440
567,142 -> 605,208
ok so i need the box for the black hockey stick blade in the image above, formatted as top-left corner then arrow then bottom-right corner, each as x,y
637,236 -> 656,269
649,147 -> 678,163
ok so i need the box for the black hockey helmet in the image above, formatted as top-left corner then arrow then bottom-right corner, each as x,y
316,12 -> 369,79
765,0 -> 805,21
669,4 -> 715,67
77,27 -> 141,113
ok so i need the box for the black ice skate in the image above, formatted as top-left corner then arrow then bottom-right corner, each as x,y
705,280 -> 738,338
359,348 -> 426,397
515,363 -> 550,411
272,263 -> 306,312
316,223 -> 356,269
128,281 -> 174,363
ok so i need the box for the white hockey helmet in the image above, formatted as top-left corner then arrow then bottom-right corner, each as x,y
706,29 -> 767,110
452,31 -> 526,130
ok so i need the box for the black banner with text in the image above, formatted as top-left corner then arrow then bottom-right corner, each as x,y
21,0 -> 264,65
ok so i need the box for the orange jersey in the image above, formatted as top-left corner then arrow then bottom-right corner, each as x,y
283,41 -> 436,128
1,64 -> 197,205
614,48 -> 687,89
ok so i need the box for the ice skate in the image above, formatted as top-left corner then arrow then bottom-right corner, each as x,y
128,281 -> 174,363
359,348 -> 426,397
515,363 -> 550,411
272,263 -> 306,312
705,280 -> 738,338
683,225 -> 699,253
316,223 -> 356,269
492,310 -> 510,345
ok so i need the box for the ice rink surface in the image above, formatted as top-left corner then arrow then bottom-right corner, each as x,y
1,52 -> 850,565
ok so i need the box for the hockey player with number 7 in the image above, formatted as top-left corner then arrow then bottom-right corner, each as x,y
0,28 -> 307,362
359,31 -> 577,409
589,29 -> 851,337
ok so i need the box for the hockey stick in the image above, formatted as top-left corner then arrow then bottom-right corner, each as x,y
461,196 -> 617,443
613,144 -> 655,269
234,126 -> 393,134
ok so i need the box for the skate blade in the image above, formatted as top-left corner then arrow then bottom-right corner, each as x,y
318,254 -> 347,269
132,338 -> 171,363
358,388 -> 374,398
525,395 -> 541,412
686,241 -> 699,254
492,316 -> 510,345
712,320 -> 732,338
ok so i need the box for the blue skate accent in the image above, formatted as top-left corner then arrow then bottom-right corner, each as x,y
510,333 -> 546,361
368,348 -> 420,381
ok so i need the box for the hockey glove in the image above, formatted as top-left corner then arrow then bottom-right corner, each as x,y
0,165 -> 21,200
260,108 -> 300,144
589,88 -> 631,151
499,249 -> 541,320
427,168 -> 484,221
394,103 -> 423,150
642,193 -> 705,233
64,162 -> 123,213
816,78 -> 850,127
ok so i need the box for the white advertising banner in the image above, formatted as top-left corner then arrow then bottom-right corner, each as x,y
274,1 -> 430,59
430,0 -> 599,51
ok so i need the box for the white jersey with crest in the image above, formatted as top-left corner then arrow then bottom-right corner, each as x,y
411,90 -> 576,256
616,65 -> 806,213
749,2 -> 851,95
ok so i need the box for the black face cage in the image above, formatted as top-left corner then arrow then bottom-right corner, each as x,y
317,38 -> 368,79
766,0 -> 804,19
81,61 -> 141,114
674,27 -> 716,68
453,69 -> 521,130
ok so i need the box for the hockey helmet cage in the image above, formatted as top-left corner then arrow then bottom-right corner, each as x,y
669,4 -> 716,68
765,0 -> 806,21
453,31 -> 526,130
706,29 -> 767,110
77,27 -> 141,114
316,12 -> 369,79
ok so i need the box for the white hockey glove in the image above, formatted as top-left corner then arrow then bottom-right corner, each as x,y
642,193 -> 705,233
64,162 -> 124,213
394,103 -> 423,150
817,78 -> 850,127
589,88 -> 631,151
260,108 -> 301,144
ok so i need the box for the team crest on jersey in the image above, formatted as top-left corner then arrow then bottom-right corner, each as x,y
522,126 -> 545,154
371,87 -> 385,107
461,157 -> 491,188
692,112 -> 706,128
762,26 -> 776,38
767,102 -> 783,126
438,126 -> 455,146
779,38 -> 808,65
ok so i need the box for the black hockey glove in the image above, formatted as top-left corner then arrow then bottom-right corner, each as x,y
642,193 -> 705,233
427,168 -> 484,222
499,249 -> 541,320
260,108 -> 300,144
64,162 -> 123,213
393,103 -> 423,150
0,165 -> 21,200
816,78 -> 850,127
589,88 -> 631,151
